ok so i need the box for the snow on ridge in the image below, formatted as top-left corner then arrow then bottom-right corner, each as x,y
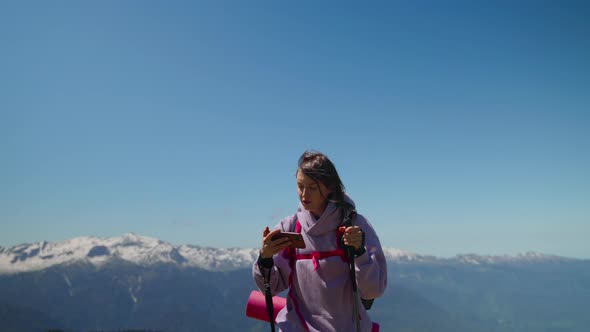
451,251 -> 571,265
179,245 -> 259,270
0,234 -> 576,274
0,233 -> 260,274
382,248 -> 574,265
382,247 -> 433,262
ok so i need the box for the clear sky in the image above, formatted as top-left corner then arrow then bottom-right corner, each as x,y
1,1 -> 589,258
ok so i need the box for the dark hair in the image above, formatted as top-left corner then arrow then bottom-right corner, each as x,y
297,150 -> 346,205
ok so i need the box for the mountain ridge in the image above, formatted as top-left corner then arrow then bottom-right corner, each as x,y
0,233 -> 577,275
1,233 -> 589,332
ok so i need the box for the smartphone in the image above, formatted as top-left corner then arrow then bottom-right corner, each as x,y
271,232 -> 306,249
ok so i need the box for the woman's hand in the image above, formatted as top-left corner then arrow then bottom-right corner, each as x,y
339,226 -> 364,250
260,226 -> 292,258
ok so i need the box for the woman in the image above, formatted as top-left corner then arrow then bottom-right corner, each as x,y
253,150 -> 387,332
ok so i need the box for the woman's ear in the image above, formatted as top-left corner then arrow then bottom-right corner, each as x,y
323,184 -> 334,199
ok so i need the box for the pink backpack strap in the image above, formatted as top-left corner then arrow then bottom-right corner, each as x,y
285,213 -> 363,330
294,249 -> 347,271
293,219 -> 348,270
286,213 -> 310,331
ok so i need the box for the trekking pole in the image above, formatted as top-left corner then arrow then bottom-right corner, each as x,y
343,208 -> 361,332
259,227 -> 276,332
262,267 -> 276,332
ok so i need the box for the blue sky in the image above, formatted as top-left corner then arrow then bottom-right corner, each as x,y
1,1 -> 589,258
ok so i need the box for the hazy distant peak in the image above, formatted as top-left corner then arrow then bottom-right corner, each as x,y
452,251 -> 570,265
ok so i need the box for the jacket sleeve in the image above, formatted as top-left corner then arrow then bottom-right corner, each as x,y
354,215 -> 388,299
252,217 -> 294,295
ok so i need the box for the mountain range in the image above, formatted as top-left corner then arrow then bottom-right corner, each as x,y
1,233 -> 589,332
0,232 -> 569,275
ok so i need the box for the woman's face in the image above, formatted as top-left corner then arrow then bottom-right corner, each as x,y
296,169 -> 331,218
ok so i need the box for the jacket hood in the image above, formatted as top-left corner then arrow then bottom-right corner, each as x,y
296,194 -> 356,236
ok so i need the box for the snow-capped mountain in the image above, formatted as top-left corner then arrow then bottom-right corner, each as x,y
0,233 -> 571,274
382,249 -> 571,265
1,234 -> 587,332
0,233 -> 259,274
452,251 -> 570,265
